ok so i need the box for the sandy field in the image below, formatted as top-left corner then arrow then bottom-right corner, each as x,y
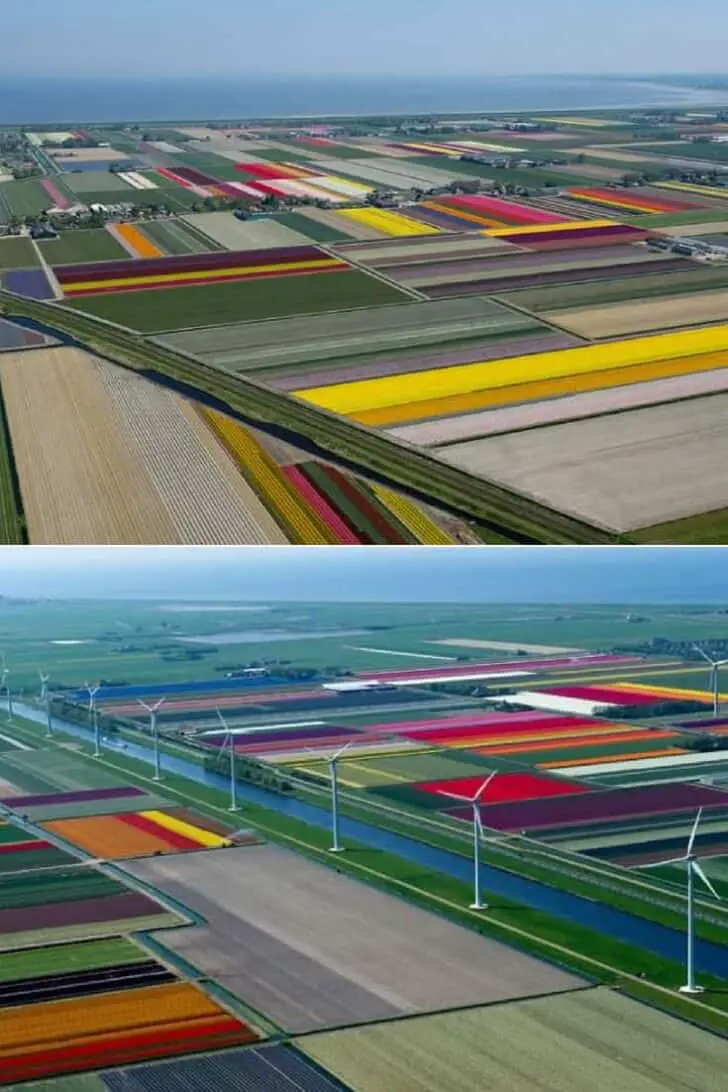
435,392 -> 728,531
300,206 -> 384,240
127,845 -> 583,1033
656,220 -> 728,236
570,146 -> 656,163
399,367 -> 728,446
432,639 -> 583,653
48,147 -> 126,162
181,211 -> 310,250
300,987 -> 728,1092
545,289 -> 728,338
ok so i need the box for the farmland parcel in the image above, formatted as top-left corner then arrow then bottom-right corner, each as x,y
126,844 -> 583,1032
300,988 -> 728,1092
435,393 -> 728,532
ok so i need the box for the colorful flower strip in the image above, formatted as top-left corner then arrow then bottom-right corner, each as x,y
40,179 -> 71,210
443,194 -> 567,224
55,244 -> 333,283
138,809 -> 231,848
114,223 -> 163,260
565,187 -> 702,214
353,348 -> 728,427
317,464 -> 411,543
485,218 -> 618,236
655,181 -> 728,199
482,728 -> 679,757
42,815 -> 182,859
369,484 -> 454,544
282,465 -> 360,543
299,322 -> 728,418
539,748 -> 686,770
61,257 -> 344,296
416,771 -> 586,803
422,201 -> 505,229
201,411 -> 337,544
609,682 -> 713,702
336,207 -> 440,237
119,812 -> 202,851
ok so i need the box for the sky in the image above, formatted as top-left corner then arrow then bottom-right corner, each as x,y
2,0 -> 726,79
0,547 -> 726,602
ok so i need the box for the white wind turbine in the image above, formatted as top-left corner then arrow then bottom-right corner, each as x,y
693,644 -> 728,718
38,671 -> 52,737
441,772 -> 498,911
306,740 -> 355,853
638,807 -> 721,994
1,655 -> 12,720
84,683 -> 101,757
137,697 -> 166,781
215,709 -> 240,812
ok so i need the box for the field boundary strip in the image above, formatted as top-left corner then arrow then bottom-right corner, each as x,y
0,290 -> 617,543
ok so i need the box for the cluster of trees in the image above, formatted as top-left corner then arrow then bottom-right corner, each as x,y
202,748 -> 294,794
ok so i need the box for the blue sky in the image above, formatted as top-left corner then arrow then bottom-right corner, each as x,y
2,0 -> 725,78
0,547 -> 726,601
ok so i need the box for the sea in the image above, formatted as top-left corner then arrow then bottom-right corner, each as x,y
2,75 -> 727,125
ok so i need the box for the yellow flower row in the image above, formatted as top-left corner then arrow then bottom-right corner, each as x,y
299,323 -> 728,417
351,350 -> 728,427
201,410 -> 336,544
336,207 -> 440,237
65,258 -> 341,293
138,809 -> 230,848
485,218 -> 617,237
371,484 -> 453,544
655,181 -> 728,199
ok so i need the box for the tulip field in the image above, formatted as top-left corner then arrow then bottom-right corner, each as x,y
5,112 -> 728,540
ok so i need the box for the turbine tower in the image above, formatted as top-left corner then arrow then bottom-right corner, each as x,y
215,709 -> 240,812
693,644 -> 728,717
442,772 -> 497,910
307,740 -> 354,853
137,697 -> 166,782
85,683 -> 101,758
39,671 -> 52,737
639,807 -> 721,993
1,655 -> 12,720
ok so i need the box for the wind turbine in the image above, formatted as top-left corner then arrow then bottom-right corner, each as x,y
441,772 -> 498,911
693,644 -> 728,717
137,697 -> 166,781
307,740 -> 354,853
215,709 -> 240,812
39,671 -> 52,737
85,683 -> 101,757
0,656 -> 12,720
638,808 -> 720,994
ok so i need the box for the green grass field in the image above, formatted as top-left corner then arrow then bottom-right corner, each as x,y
646,142 -> 728,164
59,170 -> 136,195
65,268 -> 410,331
38,229 -> 129,266
0,236 -> 40,271
67,186 -> 200,211
274,211 -> 352,243
632,508 -> 728,545
0,179 -> 53,219
403,155 -> 590,187
139,218 -> 217,255
0,936 -> 145,982
502,262 -> 728,312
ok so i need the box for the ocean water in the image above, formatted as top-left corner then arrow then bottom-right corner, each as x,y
2,75 -> 726,125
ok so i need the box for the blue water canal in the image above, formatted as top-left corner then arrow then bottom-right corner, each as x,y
15,702 -> 728,979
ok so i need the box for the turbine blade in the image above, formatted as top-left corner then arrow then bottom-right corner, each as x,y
474,771 -> 498,802
215,708 -> 228,731
439,791 -> 473,803
332,740 -> 354,761
693,645 -> 714,664
692,860 -> 721,900
635,856 -> 687,870
687,808 -> 703,856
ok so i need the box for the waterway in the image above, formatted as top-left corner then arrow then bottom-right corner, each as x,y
15,702 -> 728,979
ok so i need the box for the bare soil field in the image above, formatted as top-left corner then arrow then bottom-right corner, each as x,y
300,207 -> 385,240
299,987 -> 728,1092
435,393 -> 728,532
398,366 -> 728,446
655,220 -> 728,236
126,844 -> 582,1033
181,211 -> 310,250
0,348 -> 178,544
97,365 -> 287,544
544,289 -> 728,338
312,157 -> 472,189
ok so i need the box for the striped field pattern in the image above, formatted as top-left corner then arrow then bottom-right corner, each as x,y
55,246 -> 349,296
